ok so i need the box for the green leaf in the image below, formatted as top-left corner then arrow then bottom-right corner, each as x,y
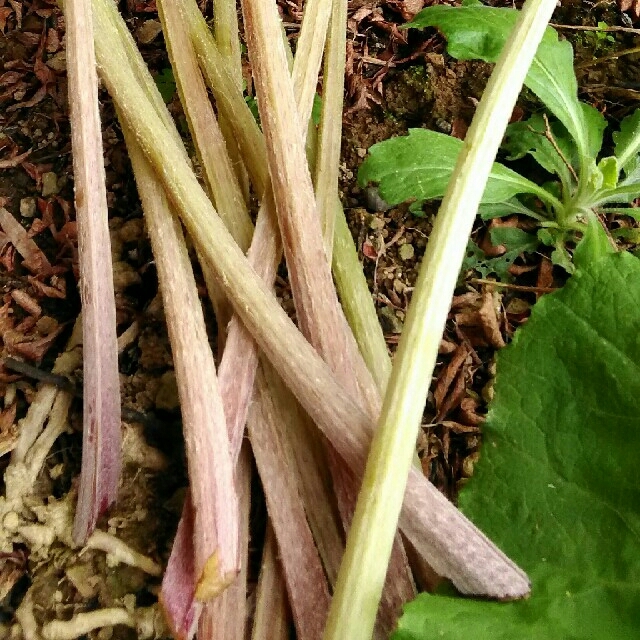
154,67 -> 176,103
613,108 -> 640,178
358,129 -> 542,208
408,4 -> 606,164
503,114 -> 577,190
597,156 -> 619,190
572,212 -> 614,270
593,182 -> 640,206
550,243 -> 575,273
489,226 -> 537,251
393,252 -> 640,639
478,198 -> 545,221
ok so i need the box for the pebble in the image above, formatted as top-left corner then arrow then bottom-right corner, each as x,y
364,186 -> 392,212
398,243 -> 415,261
20,197 -> 36,218
41,171 -> 59,197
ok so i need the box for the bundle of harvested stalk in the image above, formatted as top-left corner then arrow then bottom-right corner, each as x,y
54,0 -> 555,637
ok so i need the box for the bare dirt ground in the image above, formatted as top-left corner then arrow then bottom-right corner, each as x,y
0,0 -> 638,637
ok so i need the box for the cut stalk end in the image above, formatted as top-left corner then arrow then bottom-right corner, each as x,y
195,552 -> 238,601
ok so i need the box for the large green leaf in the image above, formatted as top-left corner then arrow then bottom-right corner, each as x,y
393,252 -> 640,639
358,128 -> 542,207
408,4 -> 606,164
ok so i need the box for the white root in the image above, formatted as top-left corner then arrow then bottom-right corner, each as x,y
40,605 -> 168,640
85,530 -> 162,576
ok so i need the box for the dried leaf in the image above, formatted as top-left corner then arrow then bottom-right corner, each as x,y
0,207 -> 52,274
477,291 -> 505,349
433,345 -> 469,412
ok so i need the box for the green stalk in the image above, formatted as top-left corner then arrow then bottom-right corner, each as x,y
314,0 -> 347,254
211,0 -> 250,202
158,0 -> 251,248
157,0 -> 251,342
323,1 -> 558,638
181,0 -> 269,195
92,0 -> 529,601
331,202 -> 392,392
292,0 -> 333,132
212,0 -> 243,87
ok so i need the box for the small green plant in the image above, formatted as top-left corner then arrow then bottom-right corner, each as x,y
359,1 -> 640,274
584,20 -> 616,51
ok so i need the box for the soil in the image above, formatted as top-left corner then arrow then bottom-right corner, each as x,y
0,0 -> 639,638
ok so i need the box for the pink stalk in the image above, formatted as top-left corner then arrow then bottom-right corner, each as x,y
64,0 -> 121,544
160,495 -> 199,640
248,362 -> 331,640
239,0 -> 416,628
157,3 -> 332,635
267,369 -> 344,586
197,444 -> 252,640
240,0 -> 373,396
122,124 -> 239,600
93,0 -> 530,599
252,524 -> 290,640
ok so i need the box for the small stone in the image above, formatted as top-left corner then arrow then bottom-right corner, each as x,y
364,186 -> 392,212
20,197 -> 36,218
41,171 -> 59,197
356,147 -> 367,158
398,243 -> 415,261
368,215 -> 385,230
118,218 -> 144,244
112,261 -> 142,290
49,463 -> 64,480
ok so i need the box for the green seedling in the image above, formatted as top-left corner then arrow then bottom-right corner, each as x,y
584,20 -> 616,51
359,1 -> 640,274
